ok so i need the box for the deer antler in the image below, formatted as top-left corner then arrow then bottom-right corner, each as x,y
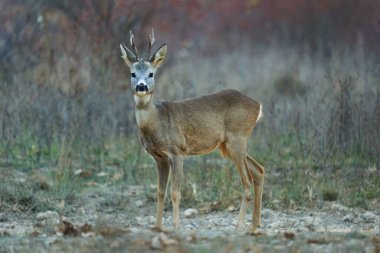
130,30 -> 139,59
145,28 -> 155,60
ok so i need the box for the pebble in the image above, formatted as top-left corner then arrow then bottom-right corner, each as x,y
227,205 -> 238,212
135,217 -> 144,226
361,212 -> 376,223
151,235 -> 162,249
343,214 -> 353,222
302,217 -> 314,225
261,208 -> 274,219
36,211 -> 60,226
331,203 -> 349,212
134,200 -> 144,207
146,216 -> 156,224
185,224 -> 195,230
184,208 -> 198,218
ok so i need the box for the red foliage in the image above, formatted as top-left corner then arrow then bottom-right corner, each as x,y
0,0 -> 378,67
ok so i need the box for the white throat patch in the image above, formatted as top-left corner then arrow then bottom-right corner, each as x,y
134,93 -> 152,106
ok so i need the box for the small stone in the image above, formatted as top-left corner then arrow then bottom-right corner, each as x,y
135,217 -> 145,226
146,216 -> 156,224
96,172 -> 108,177
227,205 -> 237,212
331,203 -> 349,212
184,208 -> 198,218
343,214 -> 353,222
362,212 -> 376,223
159,233 -> 177,246
185,224 -> 195,230
74,169 -> 82,175
134,200 -> 144,207
302,217 -> 314,226
226,225 -> 235,231
36,211 -> 60,226
0,213 -> 7,222
261,209 -> 274,219
151,236 -> 162,249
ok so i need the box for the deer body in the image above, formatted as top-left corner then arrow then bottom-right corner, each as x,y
120,30 -> 265,234
135,89 -> 261,156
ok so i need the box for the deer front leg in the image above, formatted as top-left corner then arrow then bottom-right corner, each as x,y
153,155 -> 170,229
169,155 -> 183,229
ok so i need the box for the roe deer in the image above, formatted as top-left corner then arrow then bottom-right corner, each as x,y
120,29 -> 265,233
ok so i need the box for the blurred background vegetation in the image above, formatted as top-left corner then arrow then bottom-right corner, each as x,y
0,0 -> 379,213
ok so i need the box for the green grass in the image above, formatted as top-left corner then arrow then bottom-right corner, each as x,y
0,133 -> 378,215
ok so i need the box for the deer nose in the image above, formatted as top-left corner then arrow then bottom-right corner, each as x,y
136,83 -> 148,92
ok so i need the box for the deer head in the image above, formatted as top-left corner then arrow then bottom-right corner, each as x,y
120,29 -> 167,96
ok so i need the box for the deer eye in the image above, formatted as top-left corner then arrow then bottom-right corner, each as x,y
148,73 -> 154,78
131,73 -> 136,78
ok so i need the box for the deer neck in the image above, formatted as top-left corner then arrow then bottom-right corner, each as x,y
134,93 -> 157,129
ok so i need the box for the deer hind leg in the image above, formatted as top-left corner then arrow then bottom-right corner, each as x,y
245,154 -> 265,234
224,139 -> 251,231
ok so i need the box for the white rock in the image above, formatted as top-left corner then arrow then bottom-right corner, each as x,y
135,216 -> 145,226
184,208 -> 198,218
362,212 -> 376,223
96,172 -> 108,177
134,200 -> 144,207
36,211 -> 60,226
225,225 -> 235,231
331,203 -> 349,212
146,216 -> 156,224
343,214 -> 353,222
185,224 -> 195,230
261,209 -> 274,219
74,169 -> 82,175
302,217 -> 314,226
151,236 -> 162,249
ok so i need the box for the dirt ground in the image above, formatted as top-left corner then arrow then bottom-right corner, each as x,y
0,185 -> 379,253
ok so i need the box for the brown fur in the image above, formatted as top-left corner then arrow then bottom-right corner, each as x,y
120,32 -> 265,233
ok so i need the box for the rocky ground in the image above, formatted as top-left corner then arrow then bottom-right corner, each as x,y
0,185 -> 379,252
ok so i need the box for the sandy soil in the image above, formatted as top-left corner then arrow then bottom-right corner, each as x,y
0,185 -> 379,252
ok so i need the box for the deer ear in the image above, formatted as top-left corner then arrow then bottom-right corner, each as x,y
120,44 -> 136,67
150,44 -> 167,68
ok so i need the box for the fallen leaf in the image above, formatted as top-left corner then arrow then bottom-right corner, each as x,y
84,181 -> 98,187
79,171 -> 92,178
112,172 -> 123,181
98,226 -> 128,237
284,231 -> 295,239
307,238 -> 324,244
58,220 -> 80,237
80,223 -> 93,233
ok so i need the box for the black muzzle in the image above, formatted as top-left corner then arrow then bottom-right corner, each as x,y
136,83 -> 148,92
